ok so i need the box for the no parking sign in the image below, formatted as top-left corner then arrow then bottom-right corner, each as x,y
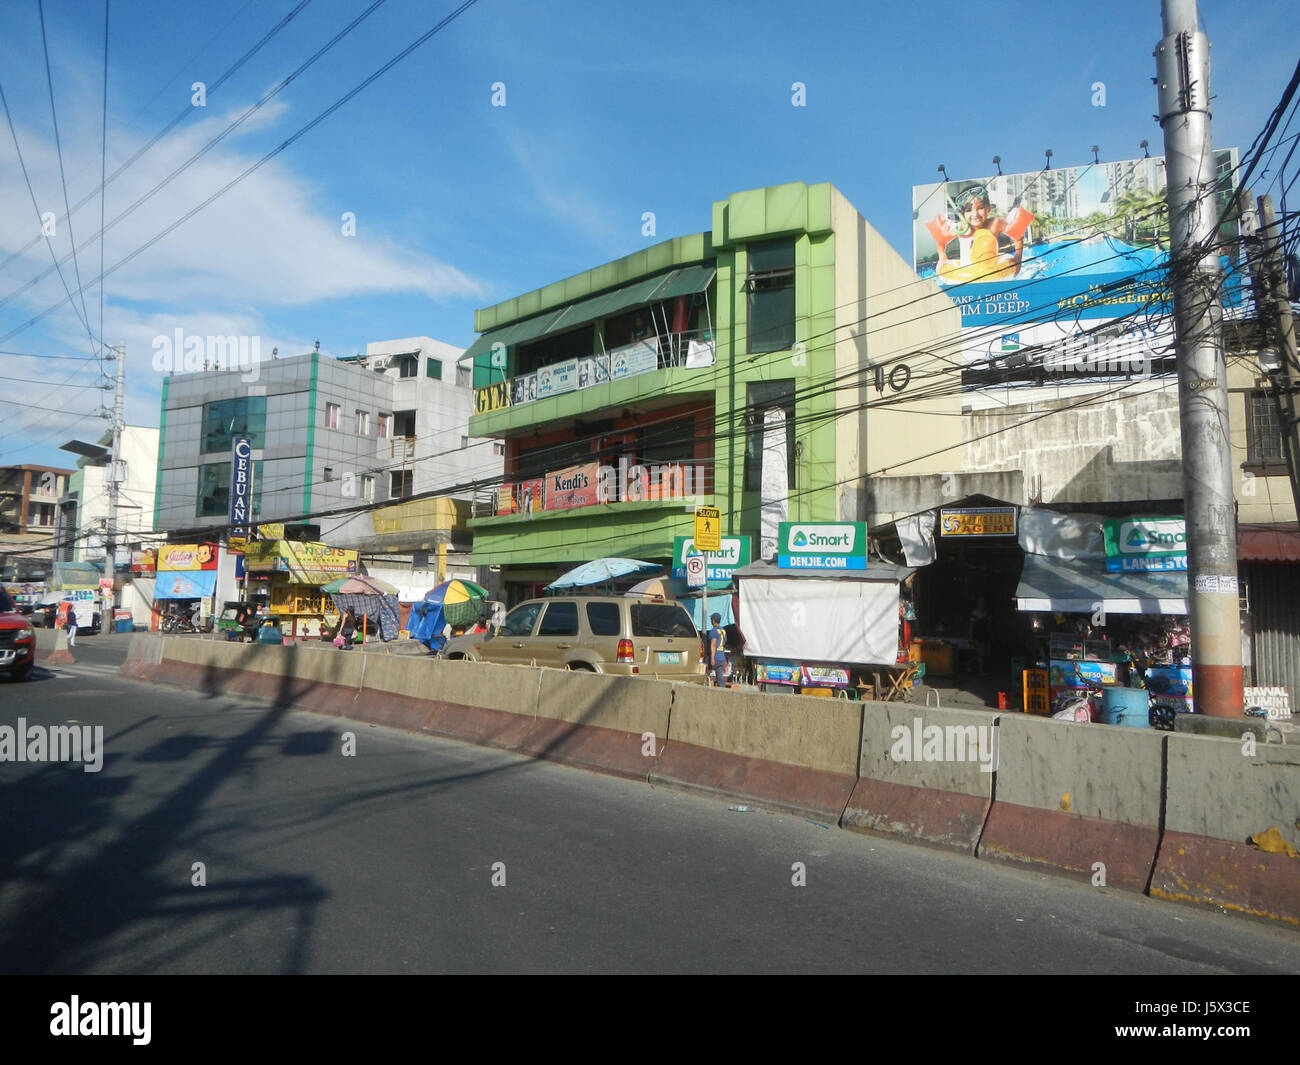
685,555 -> 706,588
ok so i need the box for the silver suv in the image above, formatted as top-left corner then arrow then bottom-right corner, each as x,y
442,595 -> 705,683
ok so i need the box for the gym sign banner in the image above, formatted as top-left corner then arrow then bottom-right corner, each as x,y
1103,517 -> 1188,572
777,522 -> 867,570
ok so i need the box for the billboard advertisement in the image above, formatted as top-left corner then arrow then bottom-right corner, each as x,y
912,150 -> 1240,395
544,462 -> 599,511
157,544 -> 219,571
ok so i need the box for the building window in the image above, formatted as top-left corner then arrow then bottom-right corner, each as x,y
201,396 -> 267,454
426,358 -> 442,380
390,470 -> 412,499
493,442 -> 505,456
355,410 -> 370,435
639,416 -> 698,465
744,380 -> 796,492
197,460 -> 263,517
745,239 -> 796,354
325,402 -> 340,429
361,475 -> 375,502
378,414 -> 391,439
393,353 -> 418,378
1247,390 -> 1286,466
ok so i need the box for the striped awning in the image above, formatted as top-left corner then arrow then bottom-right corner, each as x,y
1239,524 -> 1300,562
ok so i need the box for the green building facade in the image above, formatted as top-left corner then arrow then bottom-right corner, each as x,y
466,182 -> 962,599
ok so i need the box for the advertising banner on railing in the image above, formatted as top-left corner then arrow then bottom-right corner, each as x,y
610,338 -> 658,380
537,358 -> 580,399
498,479 -> 543,516
578,356 -> 611,388
544,462 -> 600,511
510,373 -> 538,406
474,380 -> 511,414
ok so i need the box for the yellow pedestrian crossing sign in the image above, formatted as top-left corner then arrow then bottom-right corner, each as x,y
694,506 -> 721,552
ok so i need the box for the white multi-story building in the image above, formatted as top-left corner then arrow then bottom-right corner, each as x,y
153,342 -> 502,580
59,426 -> 160,566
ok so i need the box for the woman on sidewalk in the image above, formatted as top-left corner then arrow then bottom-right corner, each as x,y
338,609 -> 357,651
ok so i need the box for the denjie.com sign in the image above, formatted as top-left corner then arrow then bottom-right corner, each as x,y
672,536 -> 751,580
1103,517 -> 1187,572
777,522 -> 867,570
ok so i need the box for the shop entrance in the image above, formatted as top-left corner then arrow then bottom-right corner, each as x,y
911,537 -> 1027,677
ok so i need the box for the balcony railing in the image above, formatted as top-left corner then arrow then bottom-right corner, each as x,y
387,435 -> 416,460
474,329 -> 716,415
472,456 -> 715,519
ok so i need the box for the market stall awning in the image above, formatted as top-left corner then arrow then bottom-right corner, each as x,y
1015,554 -> 1188,614
1239,523 -> 1300,562
156,571 -> 218,599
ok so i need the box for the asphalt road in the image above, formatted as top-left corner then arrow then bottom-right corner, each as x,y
2,631 -> 1300,976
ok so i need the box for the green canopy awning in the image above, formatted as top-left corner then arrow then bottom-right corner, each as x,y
465,264 -> 716,364
463,307 -> 568,364
546,274 -> 668,335
648,263 -> 716,301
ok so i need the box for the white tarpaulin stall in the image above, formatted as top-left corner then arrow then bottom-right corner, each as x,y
738,567 -> 906,666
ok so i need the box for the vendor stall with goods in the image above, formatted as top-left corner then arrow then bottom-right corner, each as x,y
734,522 -> 917,700
242,538 -> 358,640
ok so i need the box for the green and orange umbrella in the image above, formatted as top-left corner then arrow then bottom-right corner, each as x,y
423,579 -> 490,626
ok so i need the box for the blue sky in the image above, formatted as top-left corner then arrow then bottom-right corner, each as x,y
0,0 -> 1295,469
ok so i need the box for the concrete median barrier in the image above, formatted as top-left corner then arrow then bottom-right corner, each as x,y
653,684 -> 860,820
119,632 -> 163,680
843,704 -> 998,853
1152,733 -> 1300,924
526,669 -> 674,779
363,657 -> 541,747
978,714 -> 1165,891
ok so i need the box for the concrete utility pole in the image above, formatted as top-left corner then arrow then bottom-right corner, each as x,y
104,342 -> 125,634
1156,0 -> 1243,716
1253,194 -> 1300,512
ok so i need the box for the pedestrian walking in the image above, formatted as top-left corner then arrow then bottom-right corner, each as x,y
338,608 -> 357,650
66,601 -> 78,648
707,612 -> 727,688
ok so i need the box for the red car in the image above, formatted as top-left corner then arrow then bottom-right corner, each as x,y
0,586 -> 36,682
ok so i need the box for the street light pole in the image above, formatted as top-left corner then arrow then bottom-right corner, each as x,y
104,342 -> 125,634
1156,0 -> 1243,716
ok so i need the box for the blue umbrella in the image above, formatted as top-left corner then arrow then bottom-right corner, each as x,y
547,557 -> 661,590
